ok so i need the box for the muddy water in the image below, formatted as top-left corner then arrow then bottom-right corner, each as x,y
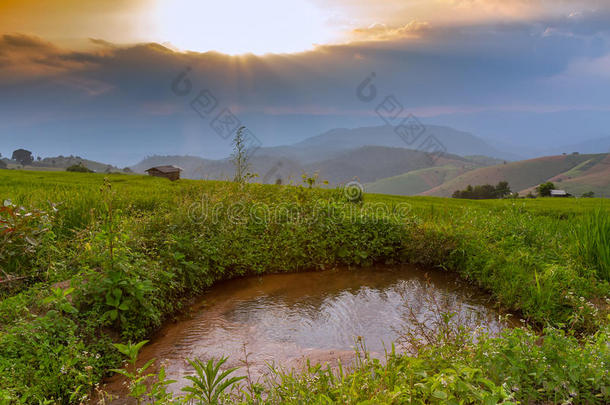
104,265 -> 512,400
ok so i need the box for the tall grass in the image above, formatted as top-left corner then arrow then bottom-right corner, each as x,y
575,209 -> 610,282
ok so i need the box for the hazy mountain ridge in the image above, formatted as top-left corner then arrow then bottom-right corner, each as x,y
129,124 -> 609,197
289,125 -> 519,161
130,123 -> 514,182
131,146 -> 473,185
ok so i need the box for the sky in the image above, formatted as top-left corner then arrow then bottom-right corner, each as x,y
1,0 -> 610,165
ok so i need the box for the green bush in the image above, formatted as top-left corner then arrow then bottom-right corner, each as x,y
66,164 -> 94,173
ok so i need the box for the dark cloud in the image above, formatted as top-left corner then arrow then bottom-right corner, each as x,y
0,33 -> 53,49
1,11 -> 610,165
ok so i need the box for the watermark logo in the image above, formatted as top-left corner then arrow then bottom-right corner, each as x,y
171,67 -> 262,161
355,73 -> 447,161
186,193 -> 412,226
356,72 -> 377,102
344,181 -> 364,202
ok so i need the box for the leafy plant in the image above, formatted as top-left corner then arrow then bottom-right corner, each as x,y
111,340 -> 176,404
231,126 -> 257,183
42,286 -> 78,315
182,357 -> 245,404
0,199 -> 53,281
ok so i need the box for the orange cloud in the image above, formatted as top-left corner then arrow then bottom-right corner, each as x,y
351,21 -> 431,41
0,0 -> 152,45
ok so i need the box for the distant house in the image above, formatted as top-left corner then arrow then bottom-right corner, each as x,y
145,165 -> 183,181
550,189 -> 569,197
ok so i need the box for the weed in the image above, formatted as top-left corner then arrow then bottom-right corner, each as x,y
182,357 -> 245,404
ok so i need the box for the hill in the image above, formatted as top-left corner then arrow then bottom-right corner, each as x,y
132,146 -> 476,186
301,146 -> 475,184
284,124 -> 518,162
2,156 -> 123,173
365,164 -> 480,196
518,154 -> 610,197
132,154 -> 305,183
421,153 -> 610,197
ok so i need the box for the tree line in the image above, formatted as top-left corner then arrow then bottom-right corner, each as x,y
452,181 -> 512,199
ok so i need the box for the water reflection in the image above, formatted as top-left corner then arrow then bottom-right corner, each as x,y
104,265 -> 512,399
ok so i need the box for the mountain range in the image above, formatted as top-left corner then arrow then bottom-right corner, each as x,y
126,124 -> 609,198
129,123 -> 609,197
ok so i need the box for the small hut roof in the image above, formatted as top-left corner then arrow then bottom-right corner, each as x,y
146,165 -> 183,174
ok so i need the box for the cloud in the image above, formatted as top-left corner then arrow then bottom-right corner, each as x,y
351,21 -> 431,41
1,16 -> 608,117
54,77 -> 115,96
0,34 -> 109,82
552,53 -> 610,80
0,0 -> 151,44
1,8 -> 610,163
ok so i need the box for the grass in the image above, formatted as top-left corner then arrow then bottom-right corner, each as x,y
0,169 -> 608,403
575,209 -> 610,282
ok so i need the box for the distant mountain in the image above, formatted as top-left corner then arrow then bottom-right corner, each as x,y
132,146 -> 473,186
131,122 -> 520,182
420,153 -> 610,197
543,136 -> 610,157
272,124 -> 519,162
132,154 -> 304,183
430,110 -> 610,157
302,146 -> 473,185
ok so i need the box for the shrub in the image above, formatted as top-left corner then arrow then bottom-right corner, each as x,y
66,163 -> 93,173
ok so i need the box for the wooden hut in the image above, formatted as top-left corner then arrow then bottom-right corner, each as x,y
550,189 -> 569,197
145,165 -> 182,181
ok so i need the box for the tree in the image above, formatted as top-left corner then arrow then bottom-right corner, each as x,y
66,163 -> 93,173
581,191 -> 595,198
11,149 -> 34,166
495,181 -> 511,198
452,182 -> 512,199
537,182 -> 555,197
231,126 -> 254,183
0,160 -> 6,169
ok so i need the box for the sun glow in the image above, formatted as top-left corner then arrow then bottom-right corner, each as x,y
153,0 -> 338,55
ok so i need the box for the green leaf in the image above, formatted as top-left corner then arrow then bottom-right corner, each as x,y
432,390 -> 448,400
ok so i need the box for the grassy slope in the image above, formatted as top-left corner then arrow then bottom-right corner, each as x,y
365,164 -> 477,195
421,153 -> 608,197
0,170 -> 608,403
519,154 -> 610,197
